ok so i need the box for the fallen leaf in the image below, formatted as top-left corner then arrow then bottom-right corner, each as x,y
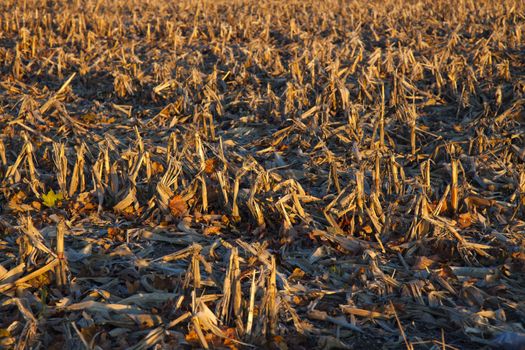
458,212 -> 473,229
151,161 -> 165,175
204,158 -> 218,174
203,226 -> 221,235
362,225 -> 373,234
185,329 -> 199,343
292,295 -> 304,305
273,335 -> 288,350
223,328 -> 239,350
169,195 -> 187,218
42,189 -> 63,208
108,227 -> 125,242
81,112 -> 98,123
80,325 -> 99,343
126,280 -> 140,294
289,267 -> 305,280
413,256 -> 436,270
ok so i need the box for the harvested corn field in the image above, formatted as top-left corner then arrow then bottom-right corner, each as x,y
1,0 -> 525,348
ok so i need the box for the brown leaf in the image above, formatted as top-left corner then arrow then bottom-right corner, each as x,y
362,225 -> 373,234
203,226 -> 221,235
151,161 -> 165,175
204,158 -> 218,174
81,112 -> 97,123
292,295 -> 304,305
289,267 -> 306,281
108,227 -> 125,242
169,195 -> 187,218
458,212 -> 473,229
413,256 -> 436,270
223,328 -> 239,350
80,325 -> 99,343
185,329 -> 199,343
273,335 -> 289,350
153,275 -> 176,290
126,280 -> 140,294
122,205 -> 142,219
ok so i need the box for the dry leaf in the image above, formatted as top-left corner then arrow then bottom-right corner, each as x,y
413,256 -> 436,270
289,268 -> 305,281
204,158 -> 218,174
169,195 -> 187,218
0,1 -> 522,349
108,227 -> 125,242
151,161 -> 165,175
362,225 -> 373,234
458,212 -> 473,229
273,335 -> 288,350
203,226 -> 221,235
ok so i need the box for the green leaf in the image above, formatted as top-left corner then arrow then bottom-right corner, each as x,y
41,189 -> 63,208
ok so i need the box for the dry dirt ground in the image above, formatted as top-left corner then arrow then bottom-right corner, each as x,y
0,0 -> 525,349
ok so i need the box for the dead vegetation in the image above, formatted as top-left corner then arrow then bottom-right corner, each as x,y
0,0 -> 525,348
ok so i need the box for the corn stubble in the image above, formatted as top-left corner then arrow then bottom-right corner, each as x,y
0,0 -> 524,349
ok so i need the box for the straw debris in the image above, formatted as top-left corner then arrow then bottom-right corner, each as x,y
0,0 -> 524,349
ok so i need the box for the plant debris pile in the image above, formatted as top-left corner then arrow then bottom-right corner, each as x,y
0,0 -> 524,348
